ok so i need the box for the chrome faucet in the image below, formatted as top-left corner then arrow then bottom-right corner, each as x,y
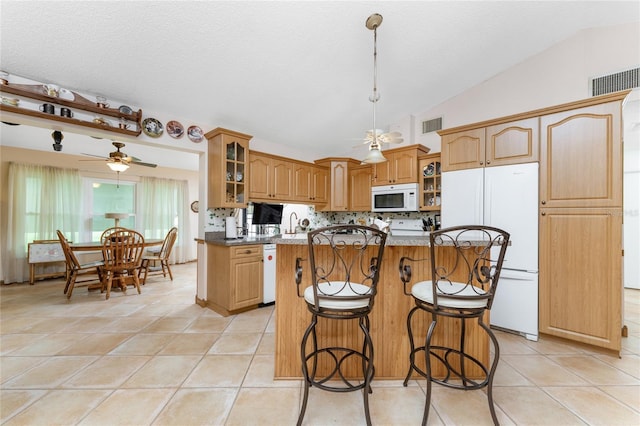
287,212 -> 298,234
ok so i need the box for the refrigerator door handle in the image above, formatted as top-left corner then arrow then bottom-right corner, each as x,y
500,267 -> 539,278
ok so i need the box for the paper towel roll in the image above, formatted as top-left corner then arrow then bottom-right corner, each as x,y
225,216 -> 238,239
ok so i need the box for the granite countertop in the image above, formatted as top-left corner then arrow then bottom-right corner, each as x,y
203,232 -> 433,247
203,232 -> 276,246
202,232 -> 494,247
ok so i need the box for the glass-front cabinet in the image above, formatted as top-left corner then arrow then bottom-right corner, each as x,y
206,128 -> 253,208
419,154 -> 441,211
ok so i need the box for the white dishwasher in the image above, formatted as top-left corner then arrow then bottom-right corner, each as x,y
262,244 -> 276,305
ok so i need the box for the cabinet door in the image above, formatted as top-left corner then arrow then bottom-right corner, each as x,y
248,155 -> 271,200
539,207 -> 622,351
272,159 -> 293,200
331,162 -> 349,211
419,156 -> 441,211
312,167 -> 329,204
486,117 -> 539,167
230,256 -> 263,309
540,101 -> 622,208
293,164 -> 312,202
207,131 -> 250,208
441,128 -> 485,172
392,151 -> 419,183
349,166 -> 372,211
372,161 -> 391,185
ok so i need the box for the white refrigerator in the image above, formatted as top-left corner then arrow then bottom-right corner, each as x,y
441,162 -> 539,341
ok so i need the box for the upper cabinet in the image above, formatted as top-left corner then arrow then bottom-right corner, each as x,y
206,127 -> 252,208
315,158 -> 361,211
249,152 -> 293,201
292,163 -> 329,205
440,118 -> 538,172
349,164 -> 373,211
419,154 -> 441,211
372,144 -> 431,186
539,101 -> 622,209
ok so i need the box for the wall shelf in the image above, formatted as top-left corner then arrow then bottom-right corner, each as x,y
0,83 -> 142,137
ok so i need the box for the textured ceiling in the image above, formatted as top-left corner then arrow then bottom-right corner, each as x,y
1,1 -> 639,169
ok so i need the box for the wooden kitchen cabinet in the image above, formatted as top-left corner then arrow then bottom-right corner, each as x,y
440,117 -> 538,172
206,244 -> 263,316
419,154 -> 441,211
315,158 -> 361,211
293,163 -> 329,205
539,101 -> 622,209
539,207 -> 622,350
206,128 -> 252,208
349,164 -> 372,211
248,152 -> 293,201
538,93 -> 625,352
372,144 -> 430,186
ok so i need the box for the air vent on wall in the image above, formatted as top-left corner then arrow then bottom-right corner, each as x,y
422,117 -> 442,134
591,67 -> 639,96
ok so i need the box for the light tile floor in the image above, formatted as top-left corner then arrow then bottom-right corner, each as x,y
1,262 -> 639,425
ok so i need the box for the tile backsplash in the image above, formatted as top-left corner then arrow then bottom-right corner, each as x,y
205,204 -> 437,233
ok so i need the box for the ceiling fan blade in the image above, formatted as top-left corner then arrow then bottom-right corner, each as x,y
81,153 -> 107,159
79,159 -> 107,162
131,160 -> 157,168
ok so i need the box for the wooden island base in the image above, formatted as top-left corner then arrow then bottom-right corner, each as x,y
275,242 -> 490,380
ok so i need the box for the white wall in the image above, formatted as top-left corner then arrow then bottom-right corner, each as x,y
411,22 -> 640,153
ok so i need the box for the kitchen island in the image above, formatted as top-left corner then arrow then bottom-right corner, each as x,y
273,233 -> 491,380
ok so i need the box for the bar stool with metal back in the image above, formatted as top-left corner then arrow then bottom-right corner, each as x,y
56,230 -> 104,299
138,227 -> 177,284
399,225 -> 510,425
294,225 -> 387,426
101,229 -> 145,300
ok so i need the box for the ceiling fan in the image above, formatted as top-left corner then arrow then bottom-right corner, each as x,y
81,141 -> 157,172
359,129 -> 404,146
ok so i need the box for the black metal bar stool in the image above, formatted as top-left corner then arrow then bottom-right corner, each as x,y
399,225 -> 510,425
294,225 -> 387,426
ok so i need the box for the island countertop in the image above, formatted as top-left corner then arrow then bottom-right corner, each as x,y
204,232 -> 442,247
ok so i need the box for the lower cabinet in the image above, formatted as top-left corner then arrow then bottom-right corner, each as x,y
539,207 -> 622,351
206,244 -> 263,316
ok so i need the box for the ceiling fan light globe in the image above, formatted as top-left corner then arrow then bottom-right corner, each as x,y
361,146 -> 387,164
107,162 -> 130,172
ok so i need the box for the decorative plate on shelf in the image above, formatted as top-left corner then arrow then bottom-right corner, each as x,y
118,105 -> 133,115
424,163 -> 435,176
187,125 -> 204,143
142,117 -> 164,138
166,120 -> 184,139
190,200 -> 199,213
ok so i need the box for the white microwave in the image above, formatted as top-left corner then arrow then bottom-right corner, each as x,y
371,183 -> 419,212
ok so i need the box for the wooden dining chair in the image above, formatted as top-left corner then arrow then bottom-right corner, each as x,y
100,226 -> 125,243
101,229 -> 145,300
139,227 -> 178,284
56,230 -> 104,299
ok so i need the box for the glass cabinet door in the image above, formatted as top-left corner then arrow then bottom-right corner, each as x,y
420,156 -> 441,211
225,141 -> 246,205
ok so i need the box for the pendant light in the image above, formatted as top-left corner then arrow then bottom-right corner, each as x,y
361,13 -> 387,165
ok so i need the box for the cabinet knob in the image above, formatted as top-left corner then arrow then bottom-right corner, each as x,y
541,212 -> 546,216
541,200 -> 546,205
487,160 -> 491,164
480,161 -> 484,165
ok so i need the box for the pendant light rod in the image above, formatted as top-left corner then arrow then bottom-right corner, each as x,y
362,13 -> 387,164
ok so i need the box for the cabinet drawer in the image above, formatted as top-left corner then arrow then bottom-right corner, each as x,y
231,245 -> 262,258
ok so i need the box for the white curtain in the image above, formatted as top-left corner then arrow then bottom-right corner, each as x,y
137,176 -> 192,263
5,163 -> 83,283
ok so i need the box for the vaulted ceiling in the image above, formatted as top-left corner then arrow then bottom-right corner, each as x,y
1,1 -> 638,169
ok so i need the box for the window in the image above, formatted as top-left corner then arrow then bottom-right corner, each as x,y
83,178 -> 136,241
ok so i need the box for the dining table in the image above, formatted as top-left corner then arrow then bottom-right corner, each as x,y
70,239 -> 163,252
69,238 -> 163,291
